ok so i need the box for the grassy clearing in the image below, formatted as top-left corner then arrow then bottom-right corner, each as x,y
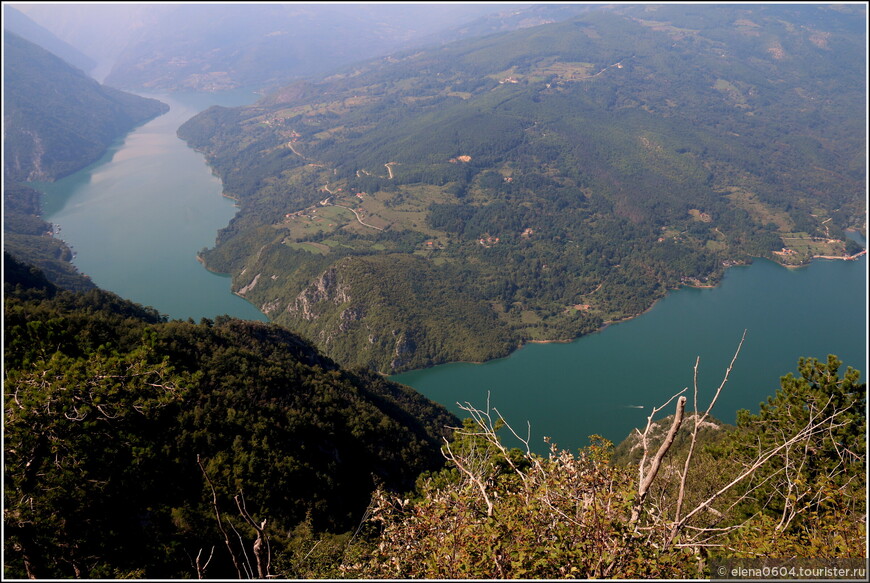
776,232 -> 848,264
446,91 -> 473,100
350,185 -> 452,238
323,239 -> 357,249
723,186 -> 794,231
281,206 -> 355,240
660,226 -> 683,240
636,19 -> 700,39
688,208 -> 713,222
535,61 -> 597,82
286,241 -> 331,255
520,310 -> 543,325
705,239 -> 728,252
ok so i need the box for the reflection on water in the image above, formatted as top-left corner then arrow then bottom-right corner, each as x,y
40,91 -> 267,322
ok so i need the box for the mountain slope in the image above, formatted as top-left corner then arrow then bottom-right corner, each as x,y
178,4 -> 866,373
2,4 -> 96,74
3,32 -> 168,182
3,32 -> 169,291
3,254 -> 459,579
99,4 -> 511,93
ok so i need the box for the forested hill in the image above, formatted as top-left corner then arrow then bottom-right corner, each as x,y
3,32 -> 168,292
178,4 -> 866,374
2,180 -> 95,292
3,32 -> 168,183
3,253 -> 459,578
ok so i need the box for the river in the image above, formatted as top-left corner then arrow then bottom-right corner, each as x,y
394,251 -> 867,452
37,90 -> 866,453
39,89 -> 267,322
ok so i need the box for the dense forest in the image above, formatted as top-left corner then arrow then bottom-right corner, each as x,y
4,255 -> 865,578
3,254 -> 457,578
178,4 -> 866,372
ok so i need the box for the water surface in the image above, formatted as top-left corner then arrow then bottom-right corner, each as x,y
39,89 -> 267,322
33,89 -> 866,455
394,253 -> 867,453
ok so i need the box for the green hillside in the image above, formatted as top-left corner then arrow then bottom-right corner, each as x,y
3,32 -> 168,183
3,33 -> 168,292
2,180 -> 95,292
178,4 -> 865,373
3,253 -> 458,578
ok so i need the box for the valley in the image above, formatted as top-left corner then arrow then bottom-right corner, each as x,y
3,3 -> 866,579
178,4 -> 866,373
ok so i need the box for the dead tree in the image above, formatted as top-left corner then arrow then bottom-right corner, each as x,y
235,493 -> 272,579
197,455 -> 243,578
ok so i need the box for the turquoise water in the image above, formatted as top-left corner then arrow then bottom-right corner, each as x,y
33,89 -> 866,454
393,252 -> 867,452
39,89 -> 267,322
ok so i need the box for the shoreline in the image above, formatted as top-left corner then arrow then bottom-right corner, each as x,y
781,249 -> 867,269
390,248 -> 866,377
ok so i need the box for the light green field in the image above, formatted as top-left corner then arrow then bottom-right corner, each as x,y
286,241 -> 331,255
282,206 -> 355,240
348,185 -> 452,237
723,186 -> 794,231
777,232 -> 847,264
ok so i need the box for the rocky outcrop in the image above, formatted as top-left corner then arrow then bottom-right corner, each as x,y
339,306 -> 366,331
237,273 -> 261,295
287,267 -> 352,321
390,329 -> 417,371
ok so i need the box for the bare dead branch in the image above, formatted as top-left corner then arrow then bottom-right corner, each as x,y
194,546 -> 215,579
234,492 -> 271,579
632,395 -> 687,525
673,332 -> 746,533
229,520 -> 254,579
671,406 -> 850,539
455,396 -> 532,490
492,406 -> 532,457
637,388 -> 688,493
443,438 -> 494,517
197,455 -> 242,579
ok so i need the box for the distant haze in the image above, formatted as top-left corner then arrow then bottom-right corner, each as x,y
9,3 -> 521,87
8,3 -> 163,81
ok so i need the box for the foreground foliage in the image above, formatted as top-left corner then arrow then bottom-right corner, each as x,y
3,255 -> 456,579
345,354 -> 865,578
354,433 -> 698,578
3,256 -> 864,578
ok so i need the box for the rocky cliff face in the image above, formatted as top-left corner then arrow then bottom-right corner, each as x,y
233,253 -> 517,374
275,262 -> 426,373
287,267 -> 352,321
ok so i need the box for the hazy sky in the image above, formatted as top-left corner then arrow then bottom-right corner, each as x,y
8,2 -> 518,83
